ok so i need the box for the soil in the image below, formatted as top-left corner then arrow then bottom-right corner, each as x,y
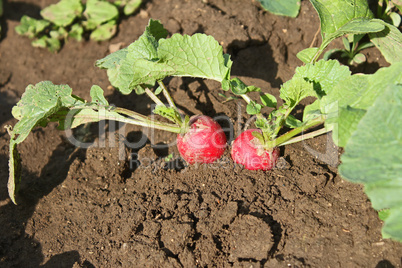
0,0 -> 401,267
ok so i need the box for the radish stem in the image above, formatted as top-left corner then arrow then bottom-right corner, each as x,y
144,87 -> 164,106
113,107 -> 182,133
158,81 -> 177,108
268,116 -> 326,148
70,106 -> 182,133
278,127 -> 331,146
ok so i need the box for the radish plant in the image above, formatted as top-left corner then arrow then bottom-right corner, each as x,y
297,0 -> 402,64
7,19 -> 232,205
6,1 -> 402,243
377,0 -> 402,27
323,34 -> 374,65
231,0 -> 402,242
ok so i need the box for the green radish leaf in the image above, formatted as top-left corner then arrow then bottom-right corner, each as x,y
356,41 -> 374,51
31,36 -> 61,52
97,19 -> 232,94
257,0 -> 300,18
90,20 -> 117,41
57,27 -> 68,38
40,0 -> 83,27
90,85 -> 109,105
96,48 -> 133,94
342,37 -> 350,51
378,209 -> 391,221
153,105 -> 181,124
246,101 -> 262,115
127,18 -> 169,60
45,37 -> 62,52
95,47 -> 128,69
303,99 -> 322,122
134,86 -> 146,95
310,0 -> 385,54
339,84 -> 402,184
154,86 -> 163,95
84,0 -> 119,30
127,60 -> 175,88
389,12 -> 401,27
246,85 -> 261,92
49,28 -> 67,40
322,62 -> 402,147
69,23 -> 84,41
293,59 -> 351,97
96,19 -> 168,93
339,84 -> 402,242
15,16 -> 50,38
310,0 -> 374,38
229,78 -> 260,95
352,53 -> 366,64
321,18 -> 385,50
331,19 -> 384,36
10,82 -> 81,142
296,47 -> 319,63
331,105 -> 366,147
365,178 -> 402,211
154,33 -> 231,82
381,207 -> 402,241
230,78 -> 248,95
323,48 -> 344,60
31,36 -> 47,48
255,118 -> 270,131
7,82 -> 82,204
164,153 -> 174,162
251,130 -> 265,144
280,78 -> 314,108
123,0 -> 142,15
254,118 -> 275,137
285,114 -> 303,128
260,93 -> 277,108
324,63 -> 402,110
352,33 -> 364,44
7,81 -> 126,203
8,139 -> 21,205
369,19 -> 402,64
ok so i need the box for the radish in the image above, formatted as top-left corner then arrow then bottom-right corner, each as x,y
231,129 -> 279,170
177,115 -> 227,164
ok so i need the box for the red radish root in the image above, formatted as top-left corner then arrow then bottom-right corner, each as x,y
177,115 -> 227,164
231,129 -> 279,170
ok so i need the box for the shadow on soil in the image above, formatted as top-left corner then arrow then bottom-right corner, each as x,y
0,145 -> 94,267
228,39 -> 283,89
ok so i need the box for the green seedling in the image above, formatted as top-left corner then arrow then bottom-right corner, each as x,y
218,93 -> 238,103
297,0 -> 402,64
323,34 -> 374,65
164,153 -> 174,162
15,0 -> 143,52
377,0 -> 402,27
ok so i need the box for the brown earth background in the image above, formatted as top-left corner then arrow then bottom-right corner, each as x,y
0,0 -> 402,267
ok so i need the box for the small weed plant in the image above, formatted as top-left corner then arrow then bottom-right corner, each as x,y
15,0 -> 142,52
6,0 -> 402,242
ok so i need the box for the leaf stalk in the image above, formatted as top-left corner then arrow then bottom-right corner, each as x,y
267,116 -> 326,148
